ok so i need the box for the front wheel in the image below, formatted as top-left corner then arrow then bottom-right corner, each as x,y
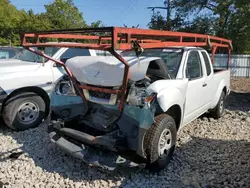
2,92 -> 46,130
144,114 -> 177,172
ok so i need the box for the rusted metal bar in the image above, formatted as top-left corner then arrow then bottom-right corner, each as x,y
22,27 -> 232,51
227,48 -> 231,69
112,28 -> 118,49
22,42 -> 111,50
114,27 -> 231,43
108,49 -> 130,111
116,42 -> 208,50
211,46 -> 218,64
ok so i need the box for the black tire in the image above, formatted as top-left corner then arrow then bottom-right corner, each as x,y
210,91 -> 225,119
144,114 -> 177,172
2,92 -> 46,130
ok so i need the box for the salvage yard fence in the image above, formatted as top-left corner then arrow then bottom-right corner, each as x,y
212,54 -> 250,78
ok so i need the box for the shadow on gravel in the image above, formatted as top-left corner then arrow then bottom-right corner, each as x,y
1,118 -> 250,187
225,91 -> 250,112
165,137 -> 250,188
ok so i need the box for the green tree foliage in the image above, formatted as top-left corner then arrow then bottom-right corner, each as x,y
0,0 -> 22,45
224,3 -> 250,53
178,16 -> 216,35
148,12 -> 168,30
90,20 -> 104,28
148,0 -> 250,53
20,10 -> 52,32
44,0 -> 87,29
0,0 -> 102,46
148,11 -> 183,31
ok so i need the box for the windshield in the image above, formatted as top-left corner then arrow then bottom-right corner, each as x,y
0,48 -> 22,59
121,48 -> 184,78
13,47 -> 59,63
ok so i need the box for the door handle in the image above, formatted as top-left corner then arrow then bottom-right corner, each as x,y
202,83 -> 207,87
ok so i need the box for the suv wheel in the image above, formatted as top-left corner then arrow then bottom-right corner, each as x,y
2,92 -> 46,130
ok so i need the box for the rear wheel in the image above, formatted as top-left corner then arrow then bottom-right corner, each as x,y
144,114 -> 177,172
210,91 -> 225,119
2,92 -> 46,130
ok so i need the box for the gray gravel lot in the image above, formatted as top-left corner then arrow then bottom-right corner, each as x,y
0,90 -> 250,188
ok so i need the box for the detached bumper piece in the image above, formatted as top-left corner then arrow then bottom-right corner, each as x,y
48,121 -> 145,171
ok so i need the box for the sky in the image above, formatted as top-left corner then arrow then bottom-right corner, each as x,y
11,0 -> 168,28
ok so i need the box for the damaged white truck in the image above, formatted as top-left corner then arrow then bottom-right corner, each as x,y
21,27 -> 232,172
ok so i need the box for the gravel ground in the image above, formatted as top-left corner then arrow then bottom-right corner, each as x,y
231,78 -> 250,92
0,80 -> 250,188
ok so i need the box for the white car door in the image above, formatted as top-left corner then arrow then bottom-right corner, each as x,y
199,51 -> 214,106
183,50 -> 207,125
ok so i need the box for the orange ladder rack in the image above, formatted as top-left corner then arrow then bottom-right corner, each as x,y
21,27 -> 232,111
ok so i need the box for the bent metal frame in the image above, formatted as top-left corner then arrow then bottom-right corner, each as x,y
21,27 -> 233,112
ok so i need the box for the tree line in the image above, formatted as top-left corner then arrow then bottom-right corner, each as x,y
1,0 -> 250,54
0,0 -> 102,46
148,0 -> 250,54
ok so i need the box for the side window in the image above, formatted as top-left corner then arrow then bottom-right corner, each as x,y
60,48 -> 91,63
185,51 -> 203,80
95,50 -> 112,56
201,51 -> 211,76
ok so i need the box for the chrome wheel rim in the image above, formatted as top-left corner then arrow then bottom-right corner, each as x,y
17,101 -> 39,124
158,128 -> 172,156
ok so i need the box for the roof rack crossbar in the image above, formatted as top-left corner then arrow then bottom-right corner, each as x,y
21,27 -> 232,51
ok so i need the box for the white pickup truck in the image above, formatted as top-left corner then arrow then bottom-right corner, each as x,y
48,47 -> 230,172
0,46 -> 108,130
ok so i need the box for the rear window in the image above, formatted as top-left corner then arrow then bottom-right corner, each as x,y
201,51 -> 211,76
61,48 -> 91,59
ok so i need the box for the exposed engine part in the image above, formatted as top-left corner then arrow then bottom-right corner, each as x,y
80,106 -> 120,133
127,77 -> 151,107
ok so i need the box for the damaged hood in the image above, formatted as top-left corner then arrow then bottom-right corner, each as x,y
66,56 -> 160,86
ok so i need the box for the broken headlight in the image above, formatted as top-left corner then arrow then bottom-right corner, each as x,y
145,92 -> 157,103
55,76 -> 76,96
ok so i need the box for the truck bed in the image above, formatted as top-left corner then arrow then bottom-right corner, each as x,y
213,68 -> 228,74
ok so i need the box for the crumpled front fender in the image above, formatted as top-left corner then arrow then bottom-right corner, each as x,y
157,87 -> 185,113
